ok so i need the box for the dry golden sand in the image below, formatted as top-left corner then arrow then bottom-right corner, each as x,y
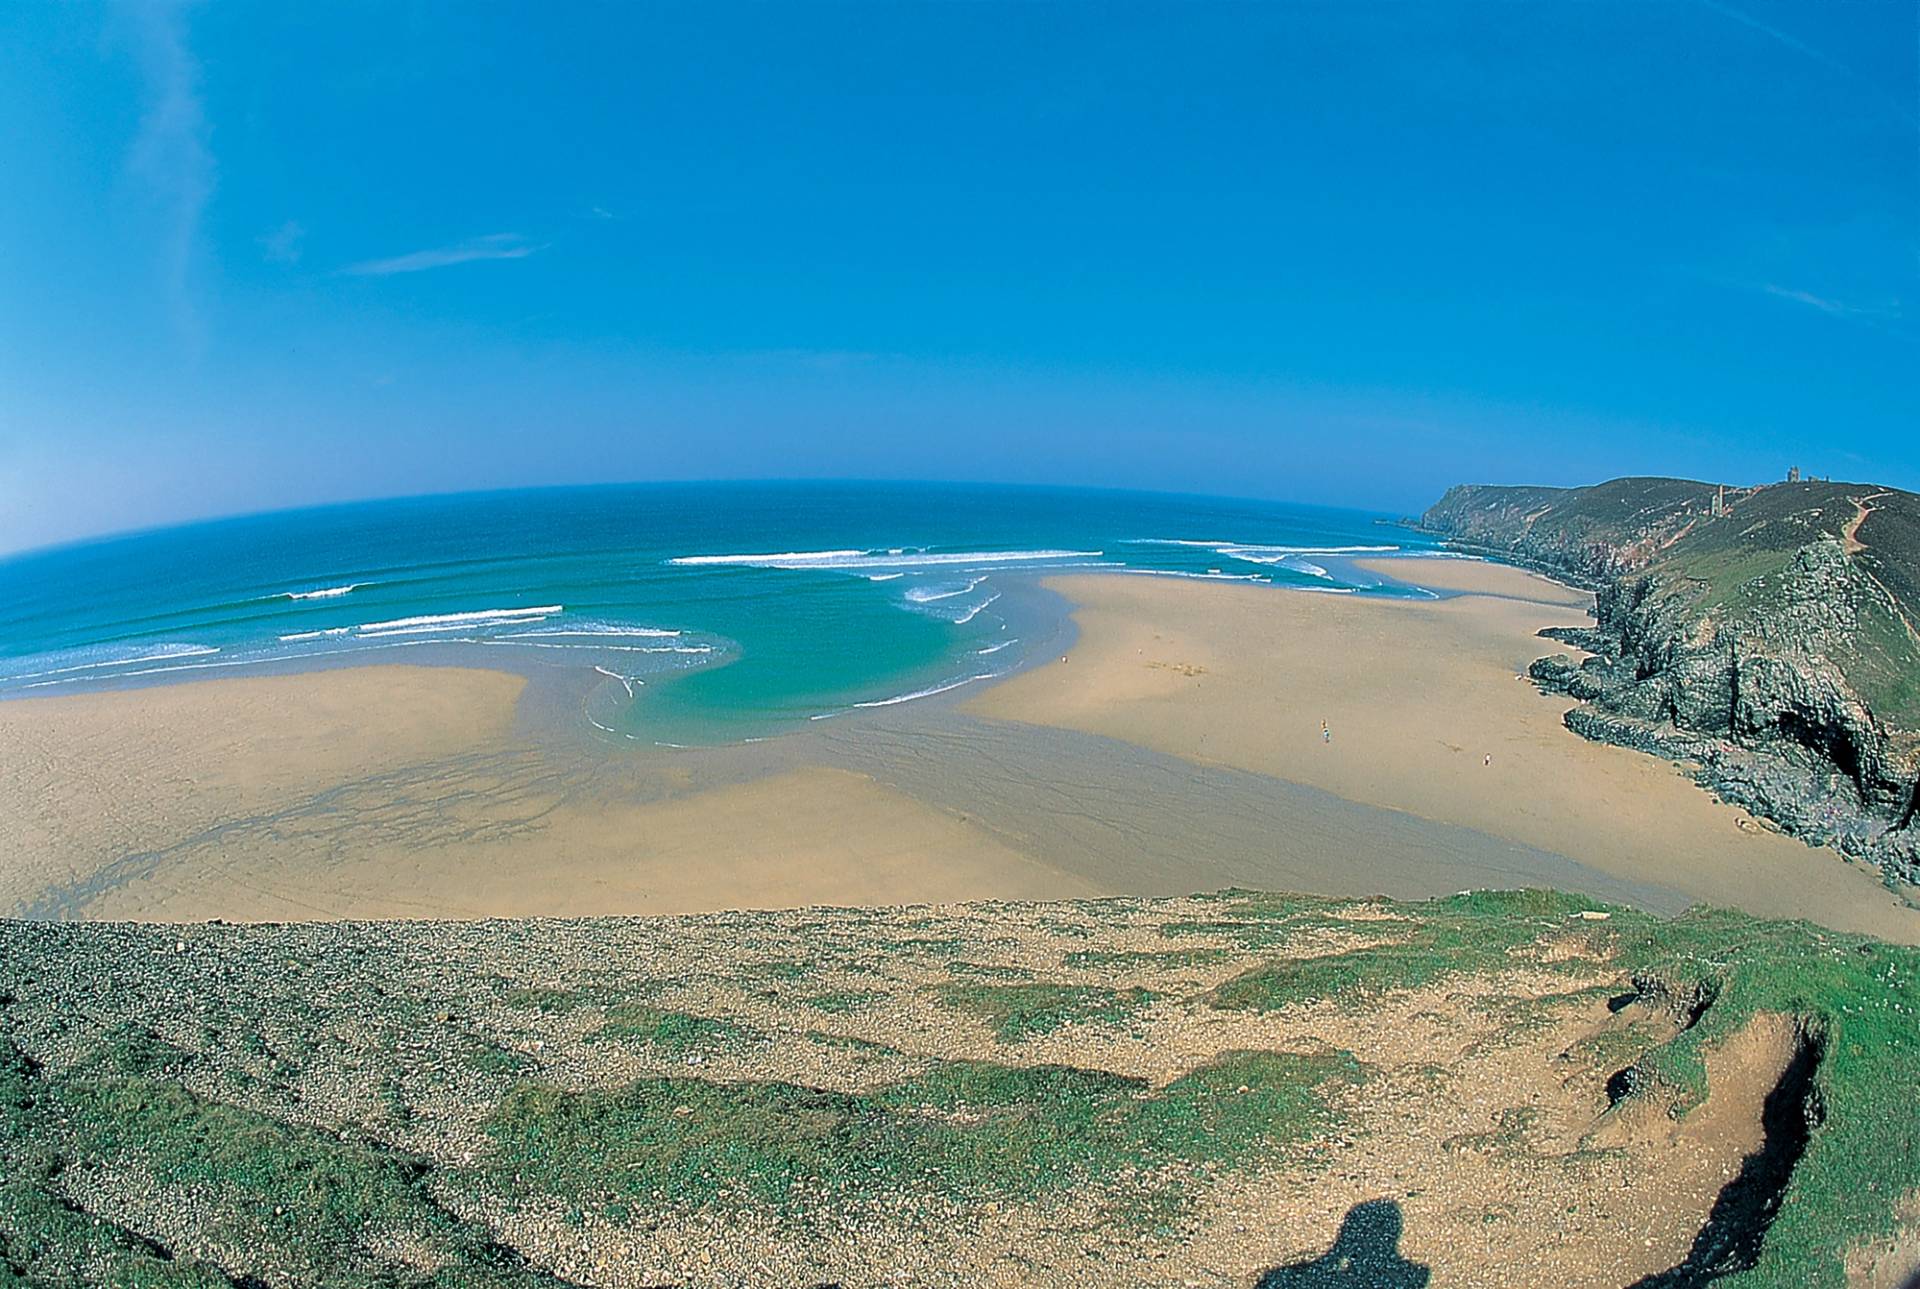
969,561 -> 1920,942
0,666 -> 525,914
3,559 -> 1914,941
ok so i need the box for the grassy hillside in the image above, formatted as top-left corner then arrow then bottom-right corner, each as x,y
3,892 -> 1916,1287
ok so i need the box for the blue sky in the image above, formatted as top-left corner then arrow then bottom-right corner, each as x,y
1,1 -> 1915,554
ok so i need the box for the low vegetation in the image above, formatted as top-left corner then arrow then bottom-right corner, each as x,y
1,889 -> 1914,1287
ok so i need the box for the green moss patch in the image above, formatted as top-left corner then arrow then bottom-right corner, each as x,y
934,982 -> 1156,1042
1210,889 -> 1600,1010
483,1048 -> 1362,1220
589,1003 -> 749,1050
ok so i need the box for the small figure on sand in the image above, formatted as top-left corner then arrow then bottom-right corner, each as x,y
1484,753 -> 1492,767
1322,719 -> 1331,744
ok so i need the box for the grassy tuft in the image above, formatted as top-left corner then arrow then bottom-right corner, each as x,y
1209,889 -> 1601,1010
484,1048 -> 1362,1220
589,1003 -> 750,1050
934,982 -> 1156,1041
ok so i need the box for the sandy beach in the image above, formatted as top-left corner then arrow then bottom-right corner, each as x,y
0,666 -> 1085,922
3,561 -> 1914,940
972,559 -> 1919,940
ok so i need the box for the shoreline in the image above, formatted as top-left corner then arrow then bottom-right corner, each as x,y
3,557 -> 1913,941
969,561 -> 1919,942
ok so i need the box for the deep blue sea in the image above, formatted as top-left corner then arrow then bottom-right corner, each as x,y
0,482 -> 1441,743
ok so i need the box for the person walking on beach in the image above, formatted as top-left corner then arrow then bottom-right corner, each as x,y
1322,719 -> 1331,745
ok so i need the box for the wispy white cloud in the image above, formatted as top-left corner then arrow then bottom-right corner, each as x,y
1695,0 -> 1919,132
258,219 -> 305,264
1758,284 -> 1887,318
343,233 -> 546,276
1694,0 -> 1850,75
121,0 -> 213,351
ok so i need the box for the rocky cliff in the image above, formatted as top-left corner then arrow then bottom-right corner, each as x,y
1420,477 -> 1920,881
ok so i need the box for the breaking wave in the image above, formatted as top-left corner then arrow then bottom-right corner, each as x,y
285,583 -> 369,601
670,548 -> 1097,570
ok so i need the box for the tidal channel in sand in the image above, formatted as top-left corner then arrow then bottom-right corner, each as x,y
1,558 -> 1913,941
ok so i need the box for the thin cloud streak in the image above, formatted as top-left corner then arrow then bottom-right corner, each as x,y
122,0 -> 213,352
1695,0 -> 1920,132
1759,283 -> 1900,321
344,233 -> 546,276
1762,284 -> 1864,317
1694,0 -> 1851,75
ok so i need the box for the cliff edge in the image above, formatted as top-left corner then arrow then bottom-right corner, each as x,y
1420,476 -> 1920,880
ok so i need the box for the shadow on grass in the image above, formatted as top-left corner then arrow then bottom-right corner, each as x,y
1255,1200 -> 1429,1288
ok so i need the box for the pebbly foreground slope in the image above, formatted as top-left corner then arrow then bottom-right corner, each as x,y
1420,477 -> 1920,880
2,891 -> 1917,1288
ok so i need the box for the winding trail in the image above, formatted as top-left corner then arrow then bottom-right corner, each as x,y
1845,490 -> 1920,649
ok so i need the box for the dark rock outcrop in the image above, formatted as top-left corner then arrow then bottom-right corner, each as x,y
1422,477 -> 1920,882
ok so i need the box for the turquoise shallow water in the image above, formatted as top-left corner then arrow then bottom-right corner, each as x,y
0,482 -> 1441,743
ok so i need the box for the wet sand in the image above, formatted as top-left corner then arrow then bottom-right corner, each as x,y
3,562 -> 1914,940
970,560 -> 1919,941
0,666 -> 526,916
0,667 -> 1084,921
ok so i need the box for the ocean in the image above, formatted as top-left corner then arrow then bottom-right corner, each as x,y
0,481 -> 1441,744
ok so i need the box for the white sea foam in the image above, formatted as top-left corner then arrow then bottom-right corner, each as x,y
17,639 -> 454,688
279,627 -> 351,642
500,626 -> 681,639
976,638 -> 1018,655
669,548 -> 1095,570
286,583 -> 368,601
669,549 -> 865,567
352,606 -> 561,638
7,643 -> 220,682
866,573 -> 904,582
586,712 -> 646,741
851,673 -> 989,709
905,577 -> 986,604
592,664 -> 641,698
1129,539 -> 1400,557
353,605 -> 561,634
1218,544 -> 1397,563
1279,557 -> 1331,578
1126,569 -> 1265,583
484,640 -> 711,654
954,592 -> 1001,625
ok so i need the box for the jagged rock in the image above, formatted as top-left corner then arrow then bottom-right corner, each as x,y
1422,477 -> 1920,883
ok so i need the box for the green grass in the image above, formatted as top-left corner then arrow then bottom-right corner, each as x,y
934,982 -> 1156,1042
1849,598 -> 1920,729
1206,889 -> 1920,1289
483,1048 -> 1363,1220
7,887 -> 1917,1286
0,1031 -> 557,1288
1160,894 -> 1392,950
1061,947 -> 1235,970
589,1003 -> 749,1050
737,958 -> 810,982
1591,907 -> 1920,1289
1209,889 -> 1602,1010
800,989 -> 887,1014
